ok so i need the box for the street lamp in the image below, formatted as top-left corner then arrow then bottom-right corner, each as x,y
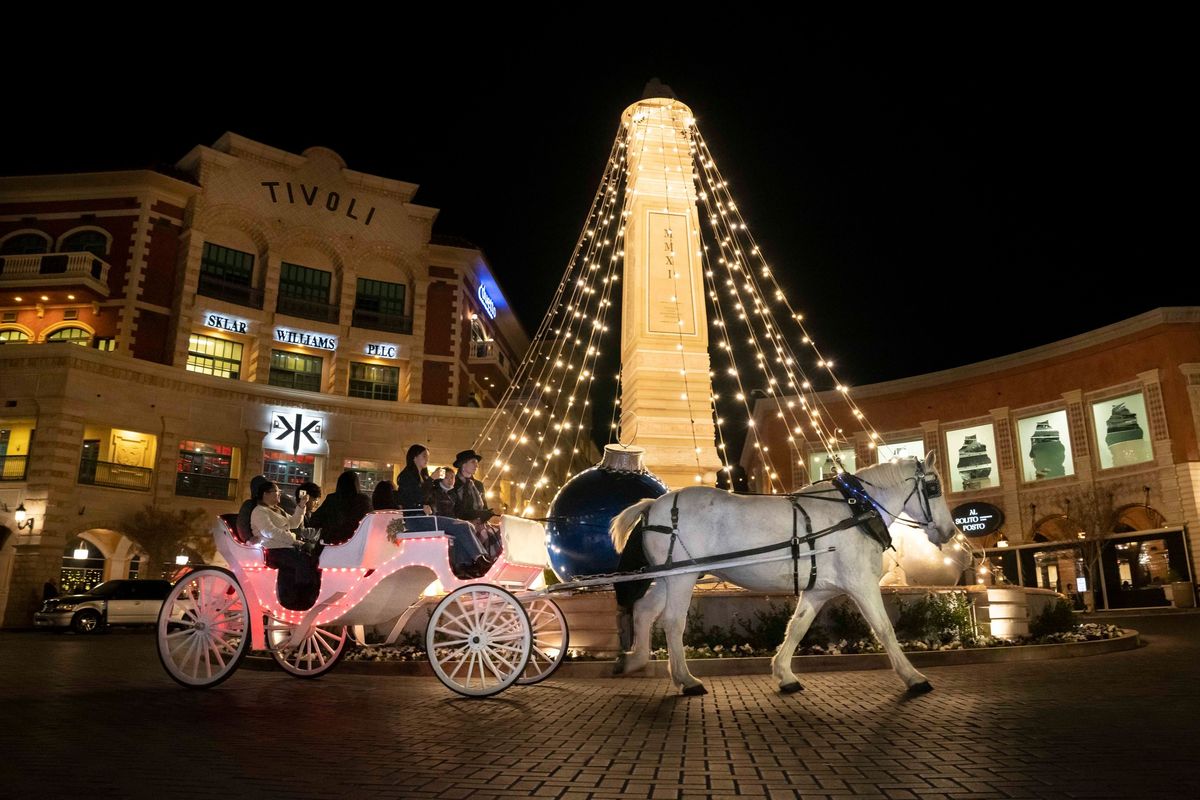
14,503 -> 34,532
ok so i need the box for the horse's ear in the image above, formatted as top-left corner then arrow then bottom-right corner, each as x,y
925,449 -> 938,471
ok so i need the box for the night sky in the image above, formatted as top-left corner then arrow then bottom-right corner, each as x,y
3,20 -> 1187,392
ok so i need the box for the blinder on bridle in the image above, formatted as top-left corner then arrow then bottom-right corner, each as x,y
907,459 -> 942,527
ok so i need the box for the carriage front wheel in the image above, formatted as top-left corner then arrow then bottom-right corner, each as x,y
426,584 -> 532,697
156,567 -> 251,688
266,620 -> 349,678
517,597 -> 569,685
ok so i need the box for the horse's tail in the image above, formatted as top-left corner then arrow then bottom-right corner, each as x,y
610,497 -> 658,553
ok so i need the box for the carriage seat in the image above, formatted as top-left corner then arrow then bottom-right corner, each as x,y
219,513 -> 254,545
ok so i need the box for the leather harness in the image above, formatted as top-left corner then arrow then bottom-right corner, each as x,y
640,472 -> 892,595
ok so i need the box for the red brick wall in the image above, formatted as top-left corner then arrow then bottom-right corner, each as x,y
422,361 -> 451,405
424,282 -> 455,356
132,310 -> 171,363
757,323 -> 1200,465
141,219 -> 183,308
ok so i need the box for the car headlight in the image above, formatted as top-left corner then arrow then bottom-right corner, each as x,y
57,603 -> 76,611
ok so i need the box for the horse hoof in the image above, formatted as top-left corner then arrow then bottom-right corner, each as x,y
907,681 -> 934,695
682,684 -> 708,696
780,681 -> 804,694
612,655 -> 626,676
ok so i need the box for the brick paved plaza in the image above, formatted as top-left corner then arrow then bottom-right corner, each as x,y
2,613 -> 1198,799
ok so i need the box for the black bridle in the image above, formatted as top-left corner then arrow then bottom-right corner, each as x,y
859,459 -> 944,533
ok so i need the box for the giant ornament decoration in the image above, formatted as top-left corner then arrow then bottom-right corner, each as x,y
546,445 -> 667,580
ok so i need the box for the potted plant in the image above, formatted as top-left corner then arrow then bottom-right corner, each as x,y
1166,568 -> 1195,608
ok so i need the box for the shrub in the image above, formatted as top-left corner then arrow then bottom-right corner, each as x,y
1030,597 -> 1078,638
895,592 -> 975,644
826,601 -> 874,642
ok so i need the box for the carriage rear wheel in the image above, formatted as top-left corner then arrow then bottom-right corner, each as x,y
426,584 -> 531,697
267,619 -> 349,678
517,597 -> 569,685
156,568 -> 251,689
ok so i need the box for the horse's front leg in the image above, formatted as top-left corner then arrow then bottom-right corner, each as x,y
661,574 -> 706,695
772,589 -> 834,693
845,583 -> 932,694
616,580 -> 665,675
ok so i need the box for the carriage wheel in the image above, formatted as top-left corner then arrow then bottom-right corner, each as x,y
267,619 -> 349,678
156,567 -> 251,689
426,584 -> 531,697
517,597 -> 569,685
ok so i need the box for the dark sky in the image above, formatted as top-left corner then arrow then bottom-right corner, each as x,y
3,18 -> 1187,390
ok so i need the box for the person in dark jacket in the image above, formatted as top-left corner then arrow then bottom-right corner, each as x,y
396,444 -> 432,517
309,470 -> 372,545
297,481 -> 322,526
372,480 -> 400,510
452,449 -> 502,560
396,445 -> 486,576
237,475 -> 297,542
424,467 -> 458,517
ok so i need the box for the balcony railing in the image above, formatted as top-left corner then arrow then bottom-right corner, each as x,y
469,340 -> 510,375
196,273 -> 265,309
77,459 -> 153,491
0,455 -> 29,481
0,252 -> 110,296
175,472 -> 238,500
352,307 -> 413,335
277,293 -> 340,324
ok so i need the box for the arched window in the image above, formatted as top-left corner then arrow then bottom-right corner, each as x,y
46,326 -> 92,346
0,328 -> 30,344
1032,514 -> 1081,543
0,232 -> 50,255
61,230 -> 109,258
61,540 -> 106,594
1112,504 -> 1167,533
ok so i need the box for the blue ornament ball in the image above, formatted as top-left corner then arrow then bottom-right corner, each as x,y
546,464 -> 667,580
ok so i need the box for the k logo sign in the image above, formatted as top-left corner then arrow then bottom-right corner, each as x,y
270,412 -> 324,455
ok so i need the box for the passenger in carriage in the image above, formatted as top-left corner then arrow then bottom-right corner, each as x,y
372,479 -> 400,510
309,470 -> 373,545
237,475 -> 297,542
297,481 -> 322,526
451,449 -> 502,560
397,444 -> 489,577
424,467 -> 458,517
250,480 -> 320,609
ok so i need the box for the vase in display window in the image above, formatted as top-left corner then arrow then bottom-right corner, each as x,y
956,434 -> 993,489
1105,403 -> 1152,466
1029,420 -> 1066,479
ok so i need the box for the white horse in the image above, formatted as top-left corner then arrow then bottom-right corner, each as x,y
609,456 -> 959,696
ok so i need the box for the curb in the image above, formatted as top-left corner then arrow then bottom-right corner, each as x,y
244,628 -> 1139,678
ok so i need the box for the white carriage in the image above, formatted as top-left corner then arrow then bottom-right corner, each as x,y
156,511 -> 569,697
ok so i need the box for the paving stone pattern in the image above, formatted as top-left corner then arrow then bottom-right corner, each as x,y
1,614 -> 1198,799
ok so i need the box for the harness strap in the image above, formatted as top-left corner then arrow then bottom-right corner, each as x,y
791,499 -> 816,595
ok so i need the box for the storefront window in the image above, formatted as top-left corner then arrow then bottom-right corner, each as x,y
200,242 -> 254,286
186,334 -> 243,380
945,423 -> 998,492
269,350 -> 323,392
1016,410 -> 1075,481
877,439 -> 924,464
46,326 -> 91,346
1091,392 -> 1154,469
264,450 -> 315,488
176,440 -> 237,500
343,459 -> 393,492
348,362 -> 399,401
61,540 -> 105,594
0,328 -> 30,344
807,448 -> 855,482
279,262 -> 332,303
62,230 -> 108,257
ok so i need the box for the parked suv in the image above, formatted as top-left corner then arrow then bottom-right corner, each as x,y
34,580 -> 173,633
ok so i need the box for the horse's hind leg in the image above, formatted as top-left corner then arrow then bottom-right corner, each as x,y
617,579 -> 666,675
771,590 -> 834,693
661,574 -> 706,695
845,583 -> 932,694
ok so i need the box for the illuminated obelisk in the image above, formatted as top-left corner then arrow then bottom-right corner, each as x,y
619,83 -> 723,489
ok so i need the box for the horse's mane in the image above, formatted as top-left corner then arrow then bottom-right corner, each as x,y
852,458 -> 914,489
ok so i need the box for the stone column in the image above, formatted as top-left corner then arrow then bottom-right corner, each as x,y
617,94 -> 721,489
